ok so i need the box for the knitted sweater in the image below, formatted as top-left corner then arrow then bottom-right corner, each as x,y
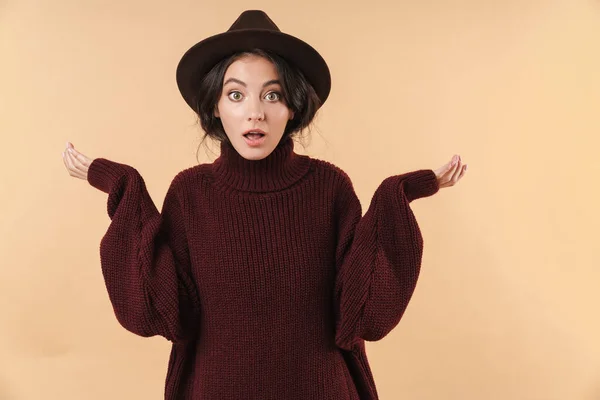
87,135 -> 440,400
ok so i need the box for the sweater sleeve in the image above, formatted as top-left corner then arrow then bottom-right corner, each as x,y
87,157 -> 201,343
333,169 -> 439,351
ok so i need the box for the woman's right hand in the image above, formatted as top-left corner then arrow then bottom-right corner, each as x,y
62,142 -> 94,181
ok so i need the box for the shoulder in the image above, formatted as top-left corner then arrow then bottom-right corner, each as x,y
172,162 -> 213,184
165,163 -> 212,197
308,158 -> 362,217
309,157 -> 356,193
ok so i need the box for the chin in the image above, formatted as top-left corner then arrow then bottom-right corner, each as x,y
236,143 -> 275,161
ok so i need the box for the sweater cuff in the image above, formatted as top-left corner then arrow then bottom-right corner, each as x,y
401,169 -> 440,202
87,158 -> 135,194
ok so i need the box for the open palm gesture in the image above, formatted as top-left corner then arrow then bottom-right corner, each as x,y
62,142 -> 94,181
434,155 -> 467,189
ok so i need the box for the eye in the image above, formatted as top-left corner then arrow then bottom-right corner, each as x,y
227,91 -> 243,101
265,91 -> 281,101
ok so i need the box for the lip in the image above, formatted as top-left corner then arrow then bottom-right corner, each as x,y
243,134 -> 267,147
242,128 -> 268,136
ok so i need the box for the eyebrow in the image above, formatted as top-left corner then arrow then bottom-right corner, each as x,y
223,78 -> 281,88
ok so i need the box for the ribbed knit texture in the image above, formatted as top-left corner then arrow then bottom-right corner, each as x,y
87,135 -> 440,400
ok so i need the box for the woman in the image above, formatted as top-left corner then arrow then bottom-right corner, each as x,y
62,9 -> 467,400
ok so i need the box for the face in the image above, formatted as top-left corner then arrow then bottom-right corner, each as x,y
214,54 -> 294,160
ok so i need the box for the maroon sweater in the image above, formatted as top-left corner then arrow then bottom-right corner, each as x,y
87,135 -> 439,399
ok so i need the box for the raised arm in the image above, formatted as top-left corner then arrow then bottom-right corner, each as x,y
332,169 -> 439,351
87,158 -> 201,343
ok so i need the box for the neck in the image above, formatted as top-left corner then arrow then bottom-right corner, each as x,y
212,136 -> 312,193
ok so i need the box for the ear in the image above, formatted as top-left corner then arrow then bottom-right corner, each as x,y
213,107 -> 220,118
289,110 -> 295,120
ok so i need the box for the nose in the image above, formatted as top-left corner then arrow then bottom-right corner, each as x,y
247,98 -> 264,122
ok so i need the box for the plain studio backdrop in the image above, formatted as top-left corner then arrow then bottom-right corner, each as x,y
1,0 -> 599,399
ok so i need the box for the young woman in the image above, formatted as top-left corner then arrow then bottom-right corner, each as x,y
62,9 -> 467,400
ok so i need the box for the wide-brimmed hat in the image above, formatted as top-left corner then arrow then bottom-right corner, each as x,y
175,10 -> 331,112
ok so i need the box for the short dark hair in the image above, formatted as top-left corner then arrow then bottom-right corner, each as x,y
193,48 -> 322,161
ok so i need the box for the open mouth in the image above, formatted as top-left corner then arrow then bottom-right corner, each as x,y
243,132 -> 266,139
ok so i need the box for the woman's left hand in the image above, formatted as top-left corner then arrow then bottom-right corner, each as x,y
433,155 -> 467,189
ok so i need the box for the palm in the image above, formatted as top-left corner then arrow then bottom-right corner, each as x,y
434,155 -> 467,189
62,142 -> 94,181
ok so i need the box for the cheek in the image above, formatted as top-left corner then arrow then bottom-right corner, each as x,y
217,101 -> 245,122
269,105 -> 293,123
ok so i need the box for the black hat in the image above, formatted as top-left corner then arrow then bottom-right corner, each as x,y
176,10 -> 331,112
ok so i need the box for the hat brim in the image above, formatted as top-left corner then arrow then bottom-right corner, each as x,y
176,29 -> 331,112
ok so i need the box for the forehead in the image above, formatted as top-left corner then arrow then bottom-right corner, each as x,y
223,54 -> 279,82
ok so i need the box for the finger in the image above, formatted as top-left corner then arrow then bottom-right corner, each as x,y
70,149 -> 91,171
67,145 -> 91,167
436,155 -> 458,178
62,150 -> 68,168
69,148 -> 91,169
65,151 -> 85,179
443,156 -> 457,174
64,149 -> 76,176
457,163 -> 467,181
67,149 -> 87,173
442,158 -> 460,183
450,160 -> 463,184
65,151 -> 82,178
62,150 -> 72,174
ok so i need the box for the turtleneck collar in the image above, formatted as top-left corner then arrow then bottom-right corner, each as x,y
211,135 -> 312,193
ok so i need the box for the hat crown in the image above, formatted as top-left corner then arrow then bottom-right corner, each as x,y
176,9 -> 331,112
228,10 -> 280,32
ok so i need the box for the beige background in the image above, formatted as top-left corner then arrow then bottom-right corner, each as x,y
1,0 -> 599,399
